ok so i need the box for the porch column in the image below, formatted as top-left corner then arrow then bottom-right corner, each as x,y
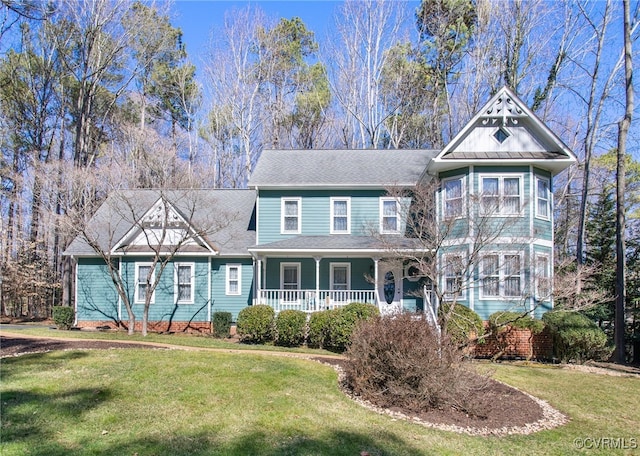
373,257 -> 381,312
314,256 -> 321,311
256,257 -> 262,298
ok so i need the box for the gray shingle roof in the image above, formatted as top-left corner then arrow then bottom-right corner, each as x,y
248,149 -> 437,189
64,189 -> 256,257
250,235 -> 423,253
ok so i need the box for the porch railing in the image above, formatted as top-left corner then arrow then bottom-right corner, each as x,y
257,289 -> 376,313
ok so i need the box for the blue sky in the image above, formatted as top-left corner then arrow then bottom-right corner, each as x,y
172,1 -> 346,65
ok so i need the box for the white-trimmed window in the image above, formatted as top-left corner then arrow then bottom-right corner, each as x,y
535,177 -> 551,220
135,263 -> 155,304
481,252 -> 523,299
330,197 -> 350,234
380,197 -> 401,234
281,263 -> 301,302
480,175 -> 522,216
443,254 -> 464,301
174,263 -> 194,304
535,253 -> 551,300
281,197 -> 301,234
330,263 -> 351,291
443,177 -> 464,219
226,264 -> 241,296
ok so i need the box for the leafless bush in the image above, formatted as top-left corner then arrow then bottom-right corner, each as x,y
343,313 -> 491,417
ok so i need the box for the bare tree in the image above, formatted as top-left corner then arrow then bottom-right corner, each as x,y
615,0 -> 635,364
324,0 -> 408,148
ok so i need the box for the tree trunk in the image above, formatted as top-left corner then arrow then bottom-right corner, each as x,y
615,0 -> 633,364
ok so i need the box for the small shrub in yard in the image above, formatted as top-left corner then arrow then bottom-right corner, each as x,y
52,306 -> 74,330
274,310 -> 307,347
439,302 -> 484,345
344,312 -> 490,416
307,303 -> 379,352
542,311 -> 612,363
327,303 -> 379,352
307,309 -> 338,349
212,311 -> 232,338
236,305 -> 275,343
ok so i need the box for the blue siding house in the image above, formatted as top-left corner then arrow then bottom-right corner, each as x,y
65,87 -> 576,332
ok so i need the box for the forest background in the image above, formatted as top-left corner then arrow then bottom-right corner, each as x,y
1,0 -> 639,356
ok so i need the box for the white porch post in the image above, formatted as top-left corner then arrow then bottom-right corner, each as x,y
373,257 -> 381,312
314,256 -> 321,311
256,257 -> 262,304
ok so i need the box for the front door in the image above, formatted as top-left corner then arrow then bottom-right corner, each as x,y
377,267 -> 402,314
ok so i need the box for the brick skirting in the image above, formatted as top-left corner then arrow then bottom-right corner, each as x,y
76,320 -> 211,334
472,324 -> 553,360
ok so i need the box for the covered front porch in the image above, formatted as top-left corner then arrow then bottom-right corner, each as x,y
249,241 -> 435,314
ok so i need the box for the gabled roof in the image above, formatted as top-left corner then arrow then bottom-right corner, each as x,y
248,149 -> 438,189
64,189 -> 256,257
430,86 -> 577,175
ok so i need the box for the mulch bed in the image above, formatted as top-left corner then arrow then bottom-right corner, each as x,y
1,334 -> 565,435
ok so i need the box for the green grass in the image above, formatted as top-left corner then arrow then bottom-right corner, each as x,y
1,326 -> 337,355
1,333 -> 639,455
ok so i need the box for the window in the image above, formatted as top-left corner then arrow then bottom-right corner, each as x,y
380,198 -> 400,233
493,127 -> 511,144
443,254 -> 464,300
330,198 -> 350,233
535,177 -> 550,219
281,263 -> 301,302
330,263 -> 350,291
443,177 -> 464,219
175,263 -> 194,304
481,253 -> 523,299
226,264 -> 241,296
281,198 -> 301,234
535,254 -> 551,300
135,263 -> 155,304
480,175 -> 522,216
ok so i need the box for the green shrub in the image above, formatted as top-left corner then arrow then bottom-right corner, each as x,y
274,310 -> 307,347
488,311 -> 545,334
439,302 -> 484,344
52,306 -> 74,330
542,311 -> 613,363
307,309 -> 337,349
236,305 -> 275,343
326,303 -> 379,352
212,311 -> 232,338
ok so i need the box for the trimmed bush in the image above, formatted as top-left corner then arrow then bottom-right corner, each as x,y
488,311 -> 545,334
52,306 -> 74,330
344,313 -> 490,416
542,311 -> 612,363
212,311 -> 232,338
307,309 -> 338,349
274,310 -> 307,347
439,302 -> 484,345
236,305 -> 275,343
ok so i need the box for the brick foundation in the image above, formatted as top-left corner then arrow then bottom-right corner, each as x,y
472,323 -> 553,360
76,320 -> 212,334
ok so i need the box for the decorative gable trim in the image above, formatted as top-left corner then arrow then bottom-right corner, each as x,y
111,197 -> 218,255
431,86 -> 577,176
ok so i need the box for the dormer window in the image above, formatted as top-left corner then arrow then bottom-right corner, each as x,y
493,127 -> 510,144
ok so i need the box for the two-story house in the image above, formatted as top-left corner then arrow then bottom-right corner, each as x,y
66,87 -> 576,331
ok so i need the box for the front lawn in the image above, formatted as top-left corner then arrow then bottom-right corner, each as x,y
1,345 -> 638,455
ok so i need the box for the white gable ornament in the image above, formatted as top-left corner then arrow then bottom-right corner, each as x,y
481,92 -> 526,126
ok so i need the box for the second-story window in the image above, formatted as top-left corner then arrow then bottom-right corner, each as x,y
380,198 -> 400,234
331,197 -> 350,234
480,175 -> 522,216
443,177 -> 464,219
281,197 -> 301,234
535,177 -> 550,220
